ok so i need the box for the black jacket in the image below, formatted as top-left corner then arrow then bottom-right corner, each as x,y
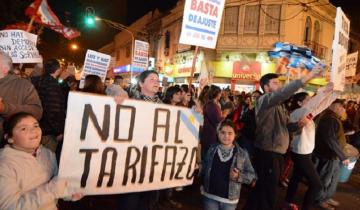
32,75 -> 66,136
314,110 -> 346,161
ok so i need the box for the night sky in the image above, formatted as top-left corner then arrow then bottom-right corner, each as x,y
0,0 -> 358,64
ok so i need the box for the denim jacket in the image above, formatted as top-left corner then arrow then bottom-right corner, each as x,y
201,143 -> 257,200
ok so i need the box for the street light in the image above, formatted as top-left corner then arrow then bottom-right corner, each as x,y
94,16 -> 137,80
84,7 -> 148,80
71,43 -> 79,50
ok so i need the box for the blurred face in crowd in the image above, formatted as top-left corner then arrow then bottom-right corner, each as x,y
244,96 -> 251,106
218,125 -> 236,148
0,54 -> 11,79
331,103 -> 347,121
264,78 -> 281,92
8,116 -> 42,152
183,92 -> 192,103
114,78 -> 124,87
171,91 -> 182,104
140,73 -> 160,97
251,92 -> 261,100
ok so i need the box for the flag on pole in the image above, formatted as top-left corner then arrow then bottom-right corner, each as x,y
25,0 -> 80,40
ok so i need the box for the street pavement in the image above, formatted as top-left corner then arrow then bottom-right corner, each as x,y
59,163 -> 360,210
172,164 -> 360,210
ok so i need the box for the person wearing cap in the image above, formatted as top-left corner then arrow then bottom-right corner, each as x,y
313,99 -> 350,210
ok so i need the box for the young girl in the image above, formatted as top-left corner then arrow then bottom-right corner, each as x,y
201,119 -> 256,210
0,112 -> 82,210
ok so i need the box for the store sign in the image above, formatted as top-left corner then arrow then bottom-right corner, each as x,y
179,0 -> 225,49
345,51 -> 358,77
114,65 -> 144,74
133,40 -> 149,69
232,61 -> 261,81
331,7 -> 350,91
165,51 -> 203,78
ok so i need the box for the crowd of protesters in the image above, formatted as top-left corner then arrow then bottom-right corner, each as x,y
1,49 -> 360,210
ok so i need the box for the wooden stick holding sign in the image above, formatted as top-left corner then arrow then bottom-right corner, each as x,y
188,46 -> 200,91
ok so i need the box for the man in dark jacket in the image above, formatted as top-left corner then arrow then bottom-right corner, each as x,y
0,50 -> 43,142
244,68 -> 321,210
32,59 -> 66,152
313,99 -> 350,210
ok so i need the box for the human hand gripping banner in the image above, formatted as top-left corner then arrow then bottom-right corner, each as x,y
59,92 -> 203,195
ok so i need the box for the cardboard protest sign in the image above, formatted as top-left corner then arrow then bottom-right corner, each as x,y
59,92 -> 202,195
331,7 -> 350,91
0,30 -> 42,63
179,0 -> 225,49
80,50 -> 111,88
132,40 -> 149,70
345,51 -> 358,77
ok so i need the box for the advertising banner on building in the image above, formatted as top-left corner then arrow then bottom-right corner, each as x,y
132,40 -> 149,70
59,92 -> 202,195
80,50 -> 111,88
0,30 -> 42,63
179,0 -> 225,49
164,51 -> 204,77
345,51 -> 358,77
331,7 -> 350,91
232,61 -> 261,81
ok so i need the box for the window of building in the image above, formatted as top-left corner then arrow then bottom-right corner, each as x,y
224,6 -> 239,34
304,17 -> 312,44
116,49 -> 121,60
165,31 -> 170,49
313,20 -> 320,43
265,5 -> 281,34
244,5 -> 260,33
126,44 -> 131,58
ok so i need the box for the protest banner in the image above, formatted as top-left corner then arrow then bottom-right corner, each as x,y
0,29 -> 42,63
345,51 -> 358,77
179,0 -> 225,49
132,40 -> 149,70
59,92 -> 202,195
331,7 -> 350,91
80,50 -> 111,88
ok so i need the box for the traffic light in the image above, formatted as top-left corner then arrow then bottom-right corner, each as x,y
84,15 -> 95,27
84,7 -> 96,28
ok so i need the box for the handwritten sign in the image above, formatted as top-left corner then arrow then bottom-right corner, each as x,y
331,7 -> 350,91
59,92 -> 202,195
345,51 -> 358,77
0,30 -> 42,63
132,40 -> 149,70
80,50 -> 111,88
179,0 -> 225,49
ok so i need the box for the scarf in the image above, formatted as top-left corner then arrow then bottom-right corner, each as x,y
217,144 -> 234,162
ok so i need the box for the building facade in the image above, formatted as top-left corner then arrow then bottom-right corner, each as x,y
99,0 -> 338,90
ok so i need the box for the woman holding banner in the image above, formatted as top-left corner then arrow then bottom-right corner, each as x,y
116,70 -> 162,210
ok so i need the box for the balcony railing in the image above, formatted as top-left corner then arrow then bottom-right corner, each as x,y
304,41 -> 328,59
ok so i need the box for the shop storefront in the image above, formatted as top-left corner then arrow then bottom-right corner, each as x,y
163,50 -> 205,84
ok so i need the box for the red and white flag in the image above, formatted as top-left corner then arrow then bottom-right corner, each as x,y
25,0 -> 80,40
